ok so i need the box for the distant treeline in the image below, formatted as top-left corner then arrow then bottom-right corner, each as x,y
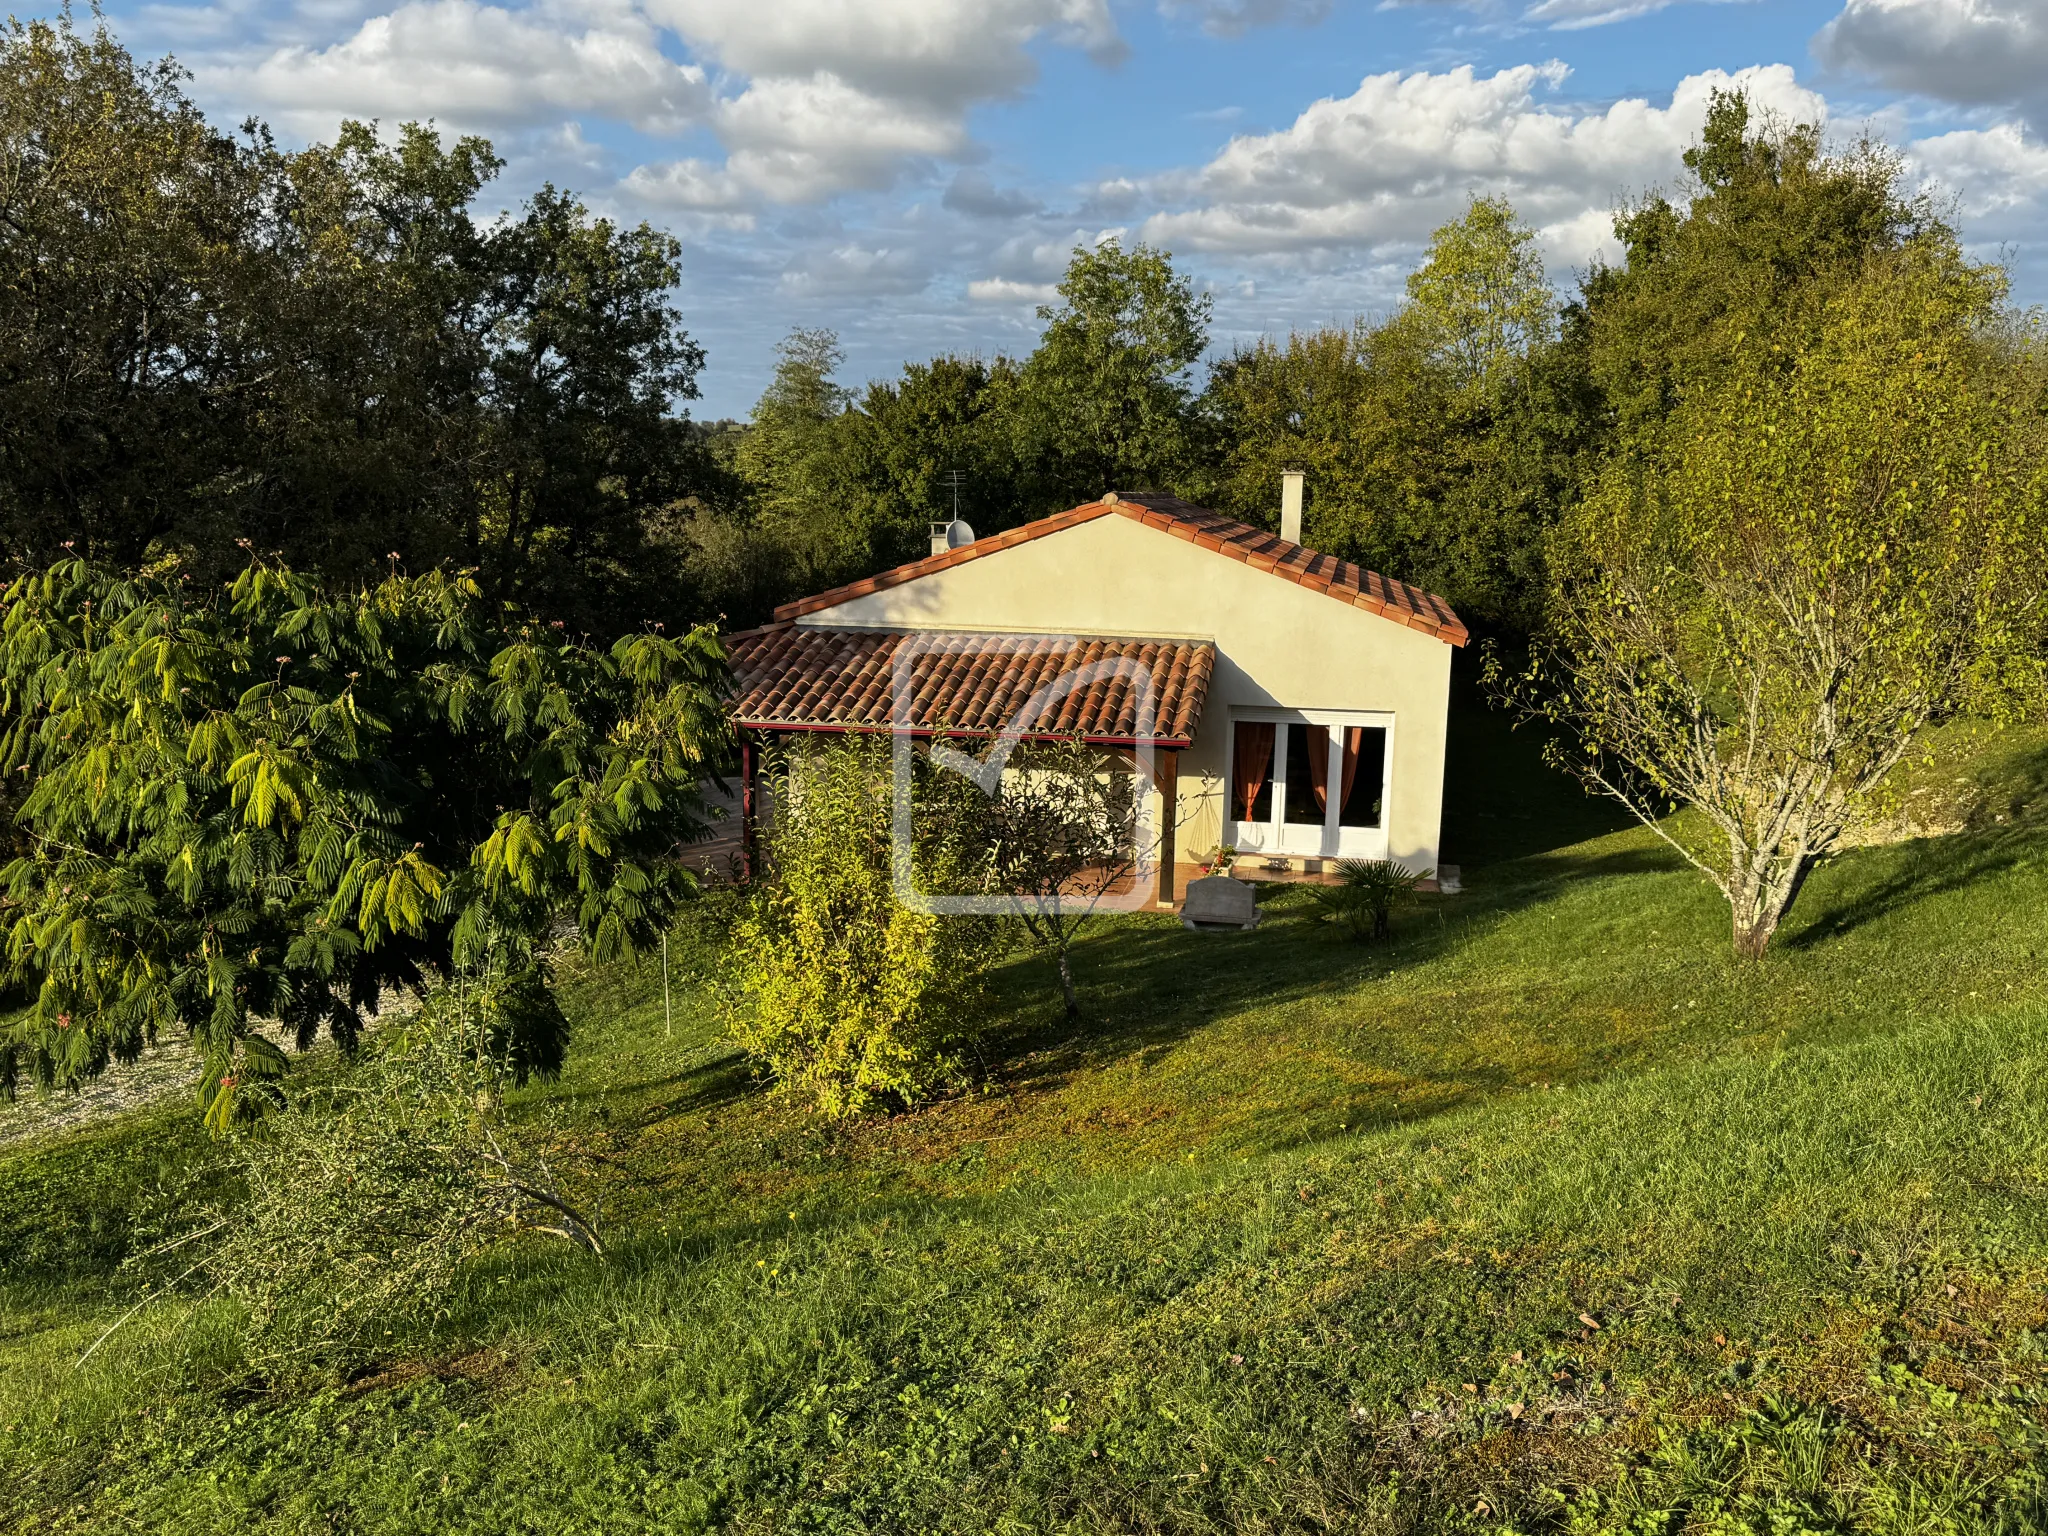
0,13 -> 2029,640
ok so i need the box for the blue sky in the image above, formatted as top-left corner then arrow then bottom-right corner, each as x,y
58,0 -> 2048,416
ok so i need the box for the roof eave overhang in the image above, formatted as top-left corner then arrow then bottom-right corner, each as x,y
734,719 -> 1195,751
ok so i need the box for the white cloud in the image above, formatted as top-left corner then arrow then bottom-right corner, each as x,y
781,243 -> 930,297
1387,0 -> 1763,28
1816,1 -> 2048,122
713,73 -> 966,201
1080,177 -> 1144,217
1909,122 -> 2048,232
1140,62 -> 1827,266
212,0 -> 1130,210
1523,0 -> 1757,27
620,157 -> 751,212
647,0 -> 1122,110
943,171 -> 1044,219
627,69 -> 969,208
590,0 -> 1128,211
967,277 -> 1059,303
221,0 -> 710,133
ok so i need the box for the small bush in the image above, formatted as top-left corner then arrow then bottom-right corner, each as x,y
1306,859 -> 1418,941
723,738 -> 1004,1119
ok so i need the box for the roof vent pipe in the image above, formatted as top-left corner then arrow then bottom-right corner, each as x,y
1280,470 -> 1304,545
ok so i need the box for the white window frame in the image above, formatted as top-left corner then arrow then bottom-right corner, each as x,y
1223,707 -> 1394,861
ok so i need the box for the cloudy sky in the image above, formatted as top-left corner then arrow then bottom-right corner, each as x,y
65,0 -> 2048,416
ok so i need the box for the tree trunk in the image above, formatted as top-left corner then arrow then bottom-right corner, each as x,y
1056,947 -> 1079,1019
1728,851 -> 1816,962
1732,916 -> 1774,962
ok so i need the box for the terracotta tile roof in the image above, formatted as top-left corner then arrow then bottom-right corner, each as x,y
770,491 -> 1468,646
726,626 -> 1214,747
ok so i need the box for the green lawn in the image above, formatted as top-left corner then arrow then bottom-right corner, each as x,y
6,704 -> 2048,1533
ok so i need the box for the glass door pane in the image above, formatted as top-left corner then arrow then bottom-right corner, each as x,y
1231,721 -> 1275,826
1284,723 -> 1324,827
1336,727 -> 1387,829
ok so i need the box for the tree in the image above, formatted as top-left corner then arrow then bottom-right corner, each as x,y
0,554 -> 729,1119
186,967 -> 606,1375
697,344 -> 1047,623
1581,90 -> 1932,436
0,13 -> 718,638
1194,199 -> 1581,630
841,354 -> 1040,560
458,180 -> 712,634
722,736 -> 1003,1119
0,13 -> 280,570
1526,250 -> 2045,959
1016,240 -> 1212,501
730,328 -> 856,585
1398,195 -> 1555,392
967,738 -> 1162,1019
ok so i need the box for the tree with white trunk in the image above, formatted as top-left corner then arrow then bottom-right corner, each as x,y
1526,249 -> 2046,960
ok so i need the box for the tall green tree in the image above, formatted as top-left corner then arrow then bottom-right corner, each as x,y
842,355 -> 1038,561
0,554 -> 728,1121
1196,198 -> 1582,629
1399,194 -> 1554,391
0,13 -> 718,638
696,344 -> 1042,621
1581,90 -> 1931,435
728,329 -> 860,589
1016,239 -> 1212,501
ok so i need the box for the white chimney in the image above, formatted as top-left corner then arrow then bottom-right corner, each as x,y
1280,470 -> 1304,544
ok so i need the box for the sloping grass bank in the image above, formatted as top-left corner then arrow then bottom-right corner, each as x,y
6,1001 -> 2048,1533
3,719 -> 2047,1533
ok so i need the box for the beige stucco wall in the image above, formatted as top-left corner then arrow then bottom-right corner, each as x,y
802,513 -> 1457,874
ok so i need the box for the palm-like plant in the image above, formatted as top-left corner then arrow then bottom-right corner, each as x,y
1306,859 -> 1418,941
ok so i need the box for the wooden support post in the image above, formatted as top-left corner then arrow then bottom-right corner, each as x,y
739,734 -> 759,883
1155,748 -> 1179,909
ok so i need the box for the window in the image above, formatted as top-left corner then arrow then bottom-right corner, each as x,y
1284,724 -> 1322,825
1226,712 -> 1390,857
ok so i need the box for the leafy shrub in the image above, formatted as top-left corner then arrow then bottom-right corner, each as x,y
1306,859 -> 1418,941
723,738 -> 1003,1119
172,967 -> 601,1376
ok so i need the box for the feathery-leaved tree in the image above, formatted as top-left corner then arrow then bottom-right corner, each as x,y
0,555 -> 727,1123
1528,250 -> 2045,959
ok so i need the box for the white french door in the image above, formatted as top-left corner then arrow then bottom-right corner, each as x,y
1224,709 -> 1392,861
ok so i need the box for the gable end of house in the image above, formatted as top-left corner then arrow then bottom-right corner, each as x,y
770,493 -> 1469,647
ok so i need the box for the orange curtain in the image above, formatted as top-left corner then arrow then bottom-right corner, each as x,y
1305,724 -> 1331,810
1338,728 -> 1363,812
1232,722 -> 1274,820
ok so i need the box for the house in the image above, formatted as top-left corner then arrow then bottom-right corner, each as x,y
725,477 -> 1467,907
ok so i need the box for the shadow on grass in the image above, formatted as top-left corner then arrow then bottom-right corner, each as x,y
1782,741 -> 2048,952
957,653 -> 1671,1098
536,1049 -> 757,1127
1440,646 -> 1634,871
980,836 -> 1684,1101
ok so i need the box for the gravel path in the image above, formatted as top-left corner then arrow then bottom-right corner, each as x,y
0,1038 -> 205,1146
